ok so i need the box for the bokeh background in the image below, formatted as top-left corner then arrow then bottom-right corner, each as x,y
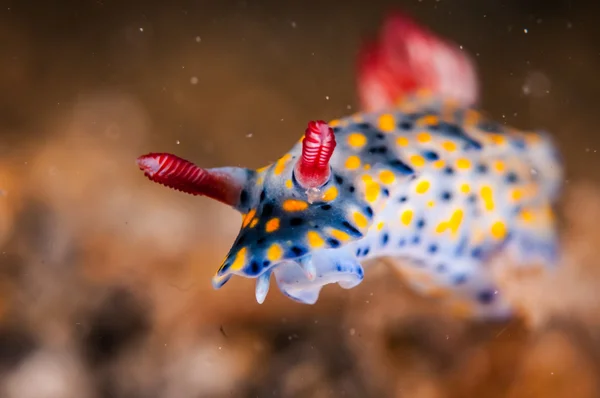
1,1 -> 600,397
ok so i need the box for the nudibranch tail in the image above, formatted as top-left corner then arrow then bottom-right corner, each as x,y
357,11 -> 479,112
136,152 -> 250,208
294,120 -> 337,189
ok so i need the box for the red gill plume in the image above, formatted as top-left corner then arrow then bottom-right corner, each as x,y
294,120 -> 336,190
136,152 -> 242,207
357,11 -> 479,112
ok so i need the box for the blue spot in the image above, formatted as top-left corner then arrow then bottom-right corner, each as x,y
399,121 -> 413,130
506,172 -> 519,183
342,221 -> 362,237
399,196 -> 408,203
357,267 -> 364,277
438,123 -> 482,150
444,166 -> 454,175
454,237 -> 468,257
441,191 -> 452,201
289,246 -> 307,257
363,247 -> 370,256
436,264 -> 447,273
356,248 -> 361,257
478,120 -> 501,133
382,188 -> 390,197
249,260 -> 260,275
327,238 -> 340,248
412,236 -> 420,245
471,247 -> 483,259
476,163 -> 488,173
416,219 -> 426,229
262,260 -> 271,267
453,273 -> 467,285
422,150 -> 439,161
365,206 -> 373,217
399,239 -> 406,247
381,233 -> 389,246
336,265 -> 342,272
477,289 -> 496,304
513,138 -> 526,150
428,244 -> 438,254
390,159 -> 414,174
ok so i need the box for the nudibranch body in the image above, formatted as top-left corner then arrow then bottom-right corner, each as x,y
136,12 -> 563,319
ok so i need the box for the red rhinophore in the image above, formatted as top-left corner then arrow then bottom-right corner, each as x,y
136,152 -> 241,206
357,11 -> 479,112
294,120 -> 336,189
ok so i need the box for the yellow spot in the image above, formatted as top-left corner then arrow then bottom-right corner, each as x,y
365,181 -> 381,203
347,132 -> 367,148
417,115 -> 439,127
274,153 -> 292,175
377,113 -> 396,132
401,210 -> 413,226
448,210 -> 463,234
490,134 -> 505,145
345,155 -> 361,170
456,158 -> 471,170
396,137 -> 409,147
379,170 -> 396,185
265,218 -> 280,233
494,161 -> 505,172
230,247 -> 247,271
364,164 -> 371,170
415,180 -> 430,194
442,141 -> 457,152
511,189 -> 523,202
520,210 -> 535,223
307,231 -> 325,248
417,132 -> 431,143
433,160 -> 445,169
323,185 -> 338,201
460,184 -> 471,194
285,179 -> 293,189
353,212 -> 368,229
257,175 -> 264,185
410,155 -> 426,168
242,209 -> 256,228
491,221 -> 507,240
480,186 -> 495,211
330,229 -> 350,241
282,199 -> 308,212
428,201 -> 435,208
250,218 -> 259,228
329,119 -> 341,127
266,243 -> 283,261
361,174 -> 373,183
377,222 -> 385,231
256,164 -> 271,173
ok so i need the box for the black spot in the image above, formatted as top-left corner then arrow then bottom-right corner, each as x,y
290,246 -> 307,257
236,235 -> 246,246
365,206 -> 373,217
444,166 -> 454,175
441,191 -> 452,201
256,237 -> 267,246
376,133 -> 385,139
399,121 -> 413,130
390,159 -> 414,174
399,196 -> 408,203
476,163 -> 488,173
428,244 -> 438,253
349,185 -> 355,193
259,189 -> 266,202
332,126 -> 342,133
289,217 -> 304,226
453,274 -> 467,285
262,260 -> 271,267
477,290 -> 496,304
506,172 -> 519,183
416,219 -> 426,229
382,188 -> 390,197
342,221 -> 361,236
334,174 -> 344,184
250,260 -> 260,275
327,238 -> 340,248
240,189 -> 249,205
422,150 -> 439,161
320,204 -> 332,211
261,203 -> 274,218
381,233 -> 389,246
369,146 -> 388,154
439,123 -> 482,150
357,122 -> 371,129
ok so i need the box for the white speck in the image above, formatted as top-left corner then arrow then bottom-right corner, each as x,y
218,346 -> 222,350
140,27 -> 144,32
585,148 -> 590,152
245,133 -> 253,138
195,36 -> 201,42
346,104 -> 352,110
190,76 -> 198,84
349,328 -> 356,336
325,96 -> 329,100
291,21 -> 297,28
280,118 -> 284,122
523,84 -> 531,95
306,187 -> 324,204
524,28 -> 528,34
446,335 -> 450,340
459,45 -> 463,50
176,140 -> 180,145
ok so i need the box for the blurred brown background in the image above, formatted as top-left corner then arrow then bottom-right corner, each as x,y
1,1 -> 600,397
